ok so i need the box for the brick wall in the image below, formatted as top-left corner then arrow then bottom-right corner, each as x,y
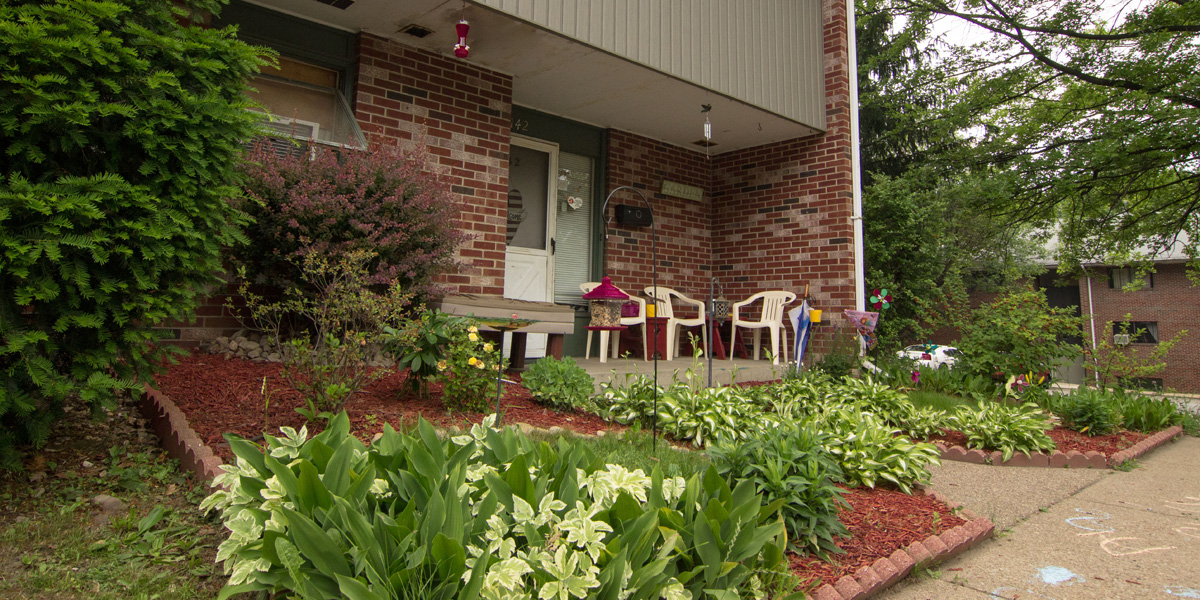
1079,263 -> 1200,393
709,0 -> 856,327
603,130 -> 714,298
355,34 -> 512,297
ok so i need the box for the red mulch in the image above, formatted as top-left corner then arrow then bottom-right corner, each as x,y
789,486 -> 965,589
925,426 -> 1149,457
153,350 -> 976,593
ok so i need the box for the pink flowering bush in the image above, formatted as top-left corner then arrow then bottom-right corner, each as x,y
234,142 -> 470,298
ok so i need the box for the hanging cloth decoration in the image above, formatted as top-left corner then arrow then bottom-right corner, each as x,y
869,288 -> 892,311
844,309 -> 880,349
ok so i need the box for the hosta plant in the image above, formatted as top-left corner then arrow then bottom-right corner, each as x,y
1054,388 -> 1122,436
521,356 -> 595,412
950,402 -> 1056,461
202,413 -> 799,600
710,424 -> 849,557
810,408 -> 940,493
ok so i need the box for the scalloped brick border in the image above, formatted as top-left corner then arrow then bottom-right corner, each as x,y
933,425 -> 1182,470
141,385 -> 225,483
810,489 -> 995,600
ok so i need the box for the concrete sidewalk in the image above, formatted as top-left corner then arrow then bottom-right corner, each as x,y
880,436 -> 1200,600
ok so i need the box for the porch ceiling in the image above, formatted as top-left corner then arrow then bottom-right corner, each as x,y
242,0 -> 823,152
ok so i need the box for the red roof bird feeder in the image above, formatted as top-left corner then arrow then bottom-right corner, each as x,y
583,276 -> 629,329
453,19 -> 470,58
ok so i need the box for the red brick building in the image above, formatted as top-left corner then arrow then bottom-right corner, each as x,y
178,0 -> 865,358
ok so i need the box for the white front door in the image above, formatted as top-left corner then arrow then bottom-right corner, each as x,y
504,137 -> 557,358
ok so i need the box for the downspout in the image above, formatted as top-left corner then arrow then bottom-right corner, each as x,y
1084,267 -> 1100,384
848,0 -> 866,319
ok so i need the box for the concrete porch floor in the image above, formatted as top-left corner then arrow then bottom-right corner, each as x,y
530,355 -> 792,392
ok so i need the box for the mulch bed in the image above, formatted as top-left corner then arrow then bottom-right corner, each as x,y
788,486 -> 964,589
153,350 -> 973,592
924,427 -> 1150,457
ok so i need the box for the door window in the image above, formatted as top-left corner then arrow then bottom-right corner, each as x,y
507,145 -> 549,250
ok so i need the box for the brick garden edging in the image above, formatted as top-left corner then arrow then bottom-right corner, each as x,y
140,386 -> 224,483
933,425 -> 1184,469
809,490 -> 995,600
141,385 -> 997,599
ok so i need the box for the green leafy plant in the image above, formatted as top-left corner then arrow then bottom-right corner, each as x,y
238,250 -> 411,418
437,321 -> 504,412
814,325 -> 861,378
202,414 -> 797,600
811,408 -> 940,492
0,0 -> 267,468
1055,388 -> 1123,436
1108,389 -> 1186,433
521,356 -> 595,412
950,401 -> 1056,461
710,424 -> 850,557
955,287 -> 1082,384
382,310 -> 463,398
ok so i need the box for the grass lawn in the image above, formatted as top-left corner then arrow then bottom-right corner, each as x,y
0,397 -> 229,600
906,389 -> 981,413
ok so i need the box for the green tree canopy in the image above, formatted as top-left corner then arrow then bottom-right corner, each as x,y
892,0 -> 1200,271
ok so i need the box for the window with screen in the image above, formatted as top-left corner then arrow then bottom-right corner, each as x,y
247,57 -> 366,150
553,151 -> 594,305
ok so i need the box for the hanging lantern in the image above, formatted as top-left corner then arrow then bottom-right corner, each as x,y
712,293 -> 731,323
583,276 -> 629,329
453,19 -> 470,58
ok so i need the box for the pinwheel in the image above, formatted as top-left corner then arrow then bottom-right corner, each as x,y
870,288 -> 892,311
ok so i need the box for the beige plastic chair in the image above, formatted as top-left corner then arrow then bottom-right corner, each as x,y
643,286 -> 708,360
729,291 -> 796,365
580,282 -> 648,363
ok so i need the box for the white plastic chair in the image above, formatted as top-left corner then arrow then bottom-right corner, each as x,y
643,286 -> 708,360
580,282 -> 648,363
729,291 -> 796,365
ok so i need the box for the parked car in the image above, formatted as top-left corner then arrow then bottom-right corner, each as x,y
896,345 -> 960,369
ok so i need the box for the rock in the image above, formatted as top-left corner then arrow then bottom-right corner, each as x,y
247,349 -> 262,359
266,352 -> 281,362
547,426 -> 565,436
595,430 -> 607,437
228,340 -> 239,351
240,341 -> 261,352
28,471 -> 46,483
92,494 -> 127,513
81,460 -> 93,469
516,422 -> 536,435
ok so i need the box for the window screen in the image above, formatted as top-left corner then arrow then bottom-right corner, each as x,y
553,152 -> 593,305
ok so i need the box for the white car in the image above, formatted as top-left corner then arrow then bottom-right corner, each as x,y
896,345 -> 960,369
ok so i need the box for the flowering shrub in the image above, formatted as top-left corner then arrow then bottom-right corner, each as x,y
381,310 -> 464,398
202,413 -> 793,600
234,142 -> 470,297
438,320 -> 504,412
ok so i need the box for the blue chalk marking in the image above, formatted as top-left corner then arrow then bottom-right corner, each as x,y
1038,566 -> 1083,586
1065,508 -> 1115,533
1165,586 -> 1200,598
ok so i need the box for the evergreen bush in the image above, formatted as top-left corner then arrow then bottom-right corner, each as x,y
0,0 -> 265,467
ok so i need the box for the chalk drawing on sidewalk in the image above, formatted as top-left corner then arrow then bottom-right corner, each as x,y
1065,507 -> 1177,557
1065,508 -> 1115,535
1038,566 -> 1085,586
1099,537 -> 1176,557
1164,496 -> 1200,512
1177,527 -> 1200,539
1164,586 -> 1200,598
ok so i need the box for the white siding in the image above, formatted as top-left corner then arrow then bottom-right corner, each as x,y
477,0 -> 825,128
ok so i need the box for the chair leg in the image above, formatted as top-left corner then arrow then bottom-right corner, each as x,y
585,330 -> 593,360
609,330 -> 622,359
769,327 -> 780,365
728,323 -> 737,360
752,330 -> 762,361
640,323 -> 650,361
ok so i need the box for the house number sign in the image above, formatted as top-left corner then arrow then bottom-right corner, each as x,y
661,180 -> 702,202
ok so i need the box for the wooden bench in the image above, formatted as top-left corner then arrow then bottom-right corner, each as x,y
438,294 -> 576,370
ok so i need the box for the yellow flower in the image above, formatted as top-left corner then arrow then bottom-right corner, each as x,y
468,357 -> 478,366
483,342 -> 493,352
437,360 -> 447,371
475,360 -> 486,369
468,325 -> 478,333
468,333 -> 479,342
